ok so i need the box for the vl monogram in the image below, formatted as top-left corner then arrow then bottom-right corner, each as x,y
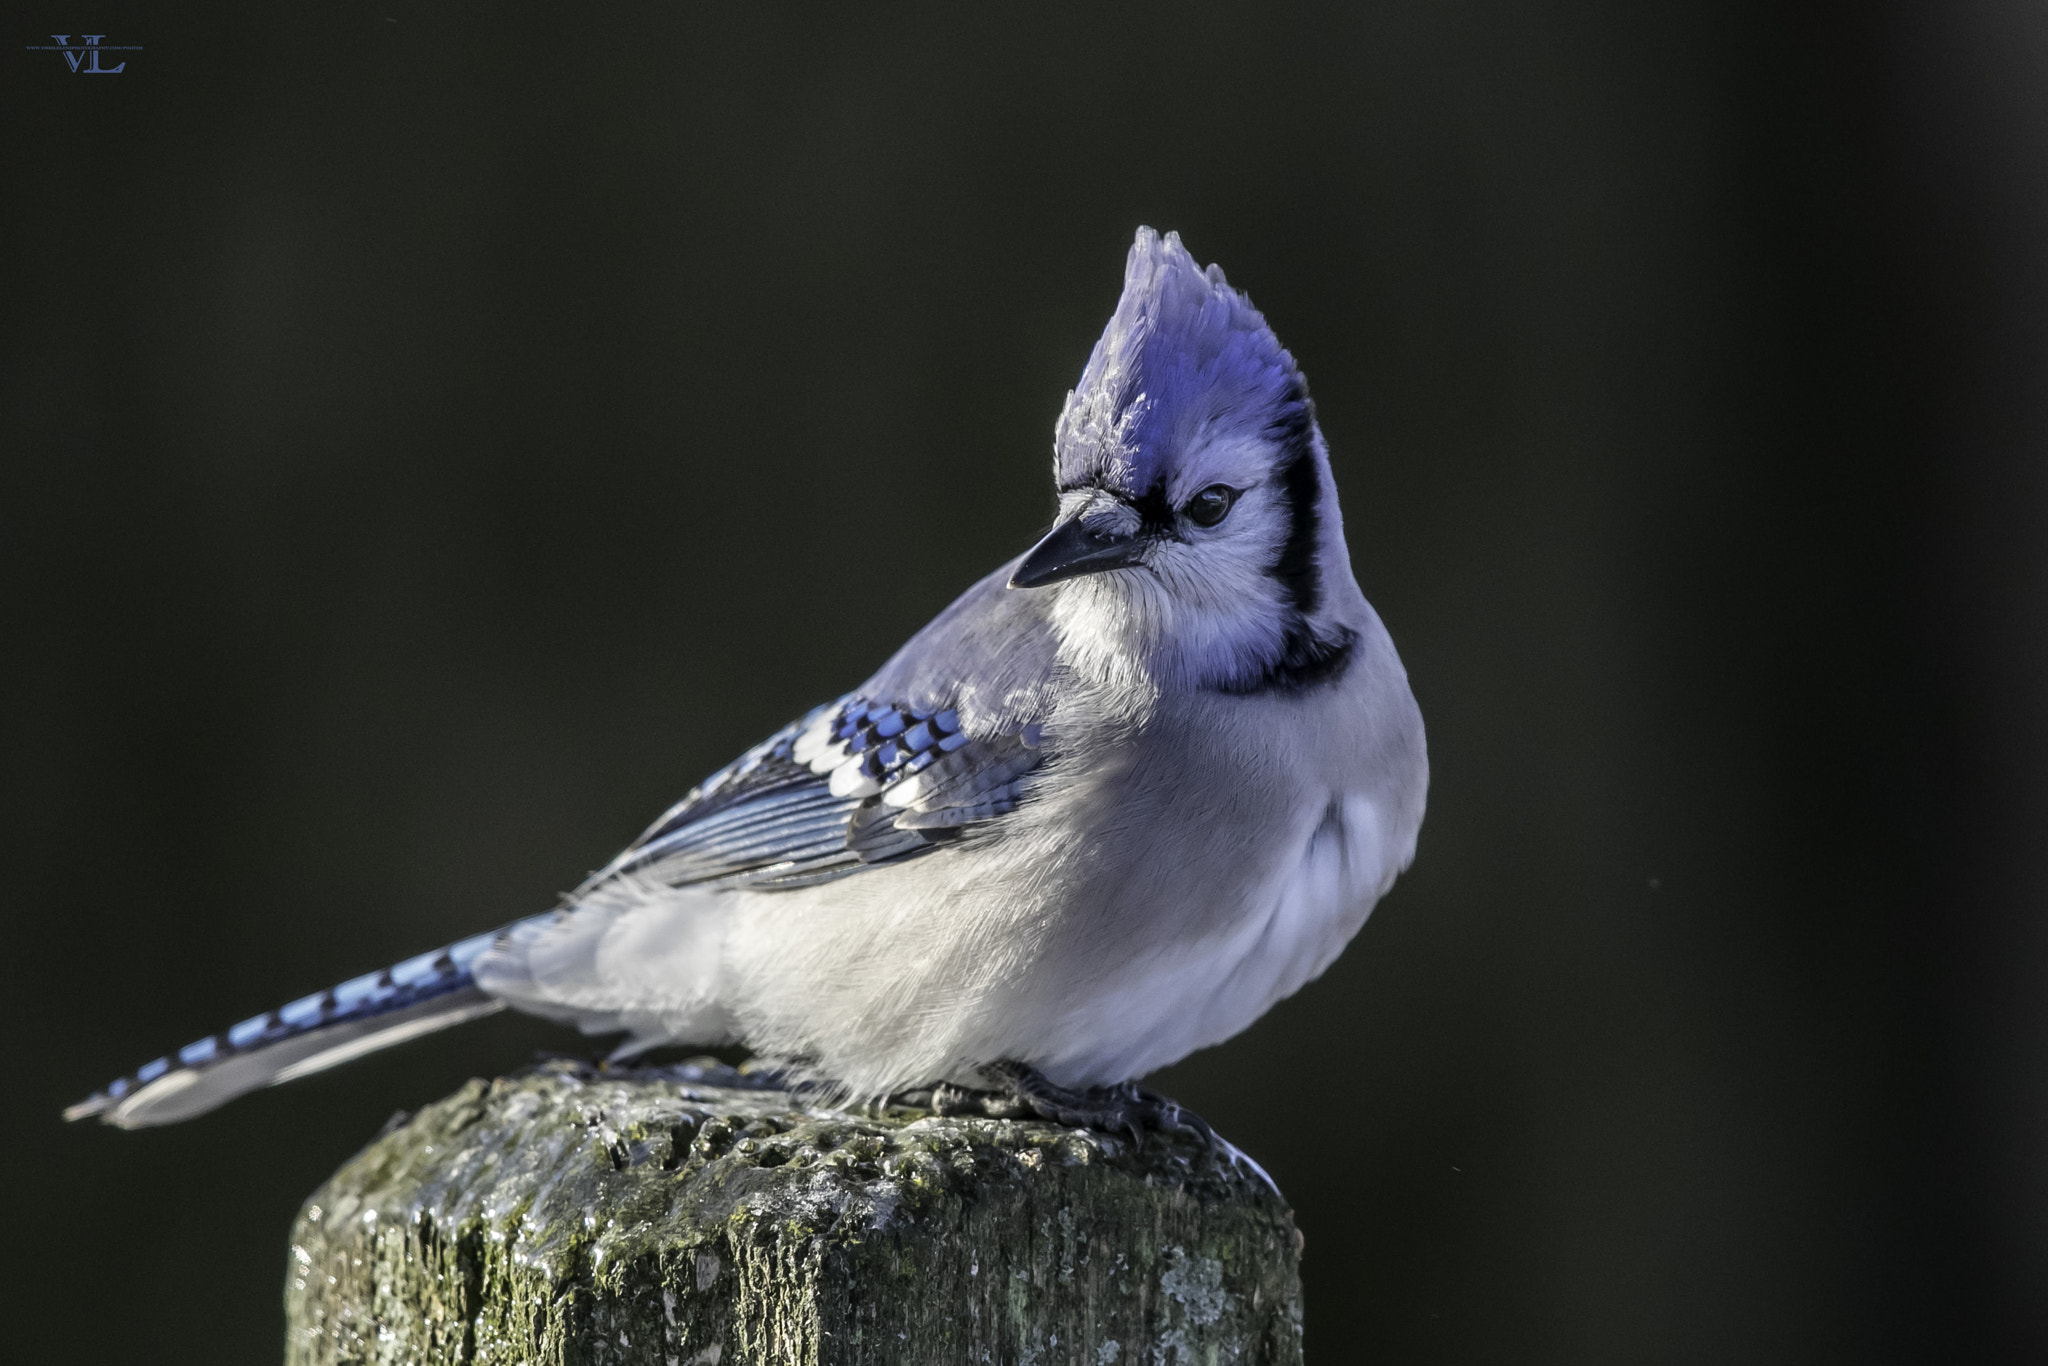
27,35 -> 141,72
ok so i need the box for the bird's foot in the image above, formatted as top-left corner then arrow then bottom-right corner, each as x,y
928,1060 -> 1280,1196
930,1064 -> 1179,1143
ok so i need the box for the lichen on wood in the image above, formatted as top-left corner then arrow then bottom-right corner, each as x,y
284,1059 -> 1303,1365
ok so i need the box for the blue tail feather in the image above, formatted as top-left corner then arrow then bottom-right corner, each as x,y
65,927 -> 518,1128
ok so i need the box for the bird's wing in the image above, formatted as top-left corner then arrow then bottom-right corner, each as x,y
588,695 -> 1047,892
586,558 -> 1060,894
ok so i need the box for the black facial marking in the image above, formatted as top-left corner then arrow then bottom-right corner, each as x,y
1208,376 -> 1351,696
1056,472 -> 1180,539
1218,625 -> 1358,695
1265,382 -> 1322,617
1128,478 -> 1178,536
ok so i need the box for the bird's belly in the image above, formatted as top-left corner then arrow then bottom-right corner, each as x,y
1023,789 -> 1400,1087
720,775 -> 1399,1096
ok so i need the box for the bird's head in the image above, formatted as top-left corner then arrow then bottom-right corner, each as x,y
1011,228 -> 1362,695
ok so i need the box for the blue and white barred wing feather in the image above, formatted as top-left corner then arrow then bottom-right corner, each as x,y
584,694 -> 1044,892
589,702 -> 869,890
567,558 -> 1062,897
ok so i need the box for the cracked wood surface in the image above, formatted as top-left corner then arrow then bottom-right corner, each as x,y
284,1059 -> 1303,1365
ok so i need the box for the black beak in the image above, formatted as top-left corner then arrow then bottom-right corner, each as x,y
1008,516 -> 1147,588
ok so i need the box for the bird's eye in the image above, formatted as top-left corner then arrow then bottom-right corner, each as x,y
1184,484 -> 1239,528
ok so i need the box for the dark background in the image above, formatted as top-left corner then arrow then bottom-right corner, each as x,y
5,1 -> 2047,1361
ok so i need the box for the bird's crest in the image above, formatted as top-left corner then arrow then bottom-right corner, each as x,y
1054,228 -> 1310,494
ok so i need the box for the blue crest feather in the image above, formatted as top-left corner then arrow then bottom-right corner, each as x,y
1054,228 -> 1310,495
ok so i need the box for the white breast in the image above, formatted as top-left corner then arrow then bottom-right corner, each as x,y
1031,788 -> 1403,1087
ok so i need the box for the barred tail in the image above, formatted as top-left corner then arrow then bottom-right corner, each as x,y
64,924 -> 533,1129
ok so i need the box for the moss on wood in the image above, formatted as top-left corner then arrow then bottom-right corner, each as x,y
284,1060 -> 1302,1365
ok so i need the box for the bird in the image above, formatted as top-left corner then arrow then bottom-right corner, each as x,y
65,227 -> 1429,1137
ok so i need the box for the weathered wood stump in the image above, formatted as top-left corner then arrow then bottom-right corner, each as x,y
284,1059 -> 1303,1365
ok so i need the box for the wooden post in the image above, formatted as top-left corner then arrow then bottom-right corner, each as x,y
284,1060 -> 1304,1365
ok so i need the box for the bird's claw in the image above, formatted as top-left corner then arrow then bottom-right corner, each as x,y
922,1061 -> 1279,1197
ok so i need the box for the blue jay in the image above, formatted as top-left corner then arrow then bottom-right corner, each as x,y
67,229 -> 1428,1136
